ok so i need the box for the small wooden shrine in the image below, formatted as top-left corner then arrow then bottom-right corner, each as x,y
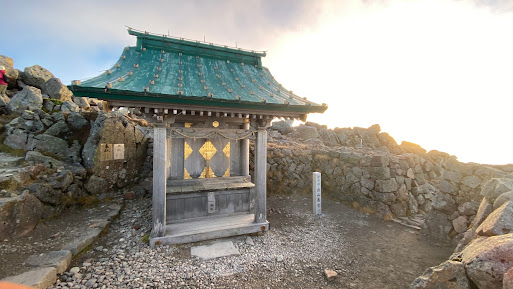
69,28 -> 327,245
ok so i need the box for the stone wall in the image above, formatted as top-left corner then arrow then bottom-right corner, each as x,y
264,121 -> 513,244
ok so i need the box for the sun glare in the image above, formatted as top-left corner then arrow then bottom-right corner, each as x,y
265,0 -> 513,165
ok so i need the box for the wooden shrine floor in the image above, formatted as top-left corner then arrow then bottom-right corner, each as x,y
150,213 -> 269,246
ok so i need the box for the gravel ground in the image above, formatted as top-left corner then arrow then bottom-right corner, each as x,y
49,194 -> 453,289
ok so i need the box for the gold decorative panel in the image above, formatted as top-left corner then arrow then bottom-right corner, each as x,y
199,167 -> 214,178
199,140 -> 216,161
183,138 -> 230,179
184,168 -> 192,179
223,142 -> 230,158
223,166 -> 230,177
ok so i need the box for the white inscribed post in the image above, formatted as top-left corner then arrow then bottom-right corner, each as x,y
313,172 -> 321,215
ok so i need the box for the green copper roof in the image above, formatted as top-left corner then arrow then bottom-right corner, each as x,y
69,28 -> 327,116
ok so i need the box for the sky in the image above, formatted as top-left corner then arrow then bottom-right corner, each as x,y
2,0 -> 512,165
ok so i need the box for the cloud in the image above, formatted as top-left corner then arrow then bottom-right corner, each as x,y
3,0 -> 513,164
2,0 -> 330,83
470,0 -> 513,12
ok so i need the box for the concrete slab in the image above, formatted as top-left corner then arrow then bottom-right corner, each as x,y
26,250 -> 72,274
62,228 -> 102,256
2,267 -> 57,289
191,241 -> 240,260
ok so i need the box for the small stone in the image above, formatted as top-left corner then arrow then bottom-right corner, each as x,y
69,267 -> 80,274
123,191 -> 136,200
132,223 -> 142,230
85,278 -> 97,287
324,269 -> 338,281
276,255 -> 284,262
245,236 -> 255,246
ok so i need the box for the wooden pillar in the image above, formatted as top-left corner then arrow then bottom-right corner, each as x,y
254,127 -> 267,223
152,124 -> 167,237
241,122 -> 250,176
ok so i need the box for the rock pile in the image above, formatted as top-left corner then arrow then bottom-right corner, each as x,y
412,185 -> 513,288
0,55 -> 151,241
263,122 -> 513,245
263,121 -> 513,288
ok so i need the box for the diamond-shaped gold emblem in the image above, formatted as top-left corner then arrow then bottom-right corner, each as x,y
199,167 -> 214,178
199,141 -> 216,161
222,142 -> 230,158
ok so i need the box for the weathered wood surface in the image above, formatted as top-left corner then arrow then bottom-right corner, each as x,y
183,138 -> 207,178
167,176 -> 250,187
152,125 -> 167,237
240,122 -> 250,176
209,138 -> 230,177
166,189 -> 251,222
168,128 -> 254,139
254,129 -> 268,223
170,123 -> 184,180
230,139 -> 241,176
166,136 -> 172,179
150,213 -> 269,246
167,181 -> 254,194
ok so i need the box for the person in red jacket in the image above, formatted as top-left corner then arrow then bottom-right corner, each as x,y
0,65 -> 7,97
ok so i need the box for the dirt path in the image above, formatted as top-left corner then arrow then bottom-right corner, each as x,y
265,195 -> 454,288
52,193 -> 454,289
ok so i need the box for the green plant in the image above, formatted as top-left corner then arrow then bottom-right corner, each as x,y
78,195 -> 100,208
50,99 -> 63,105
141,233 -> 150,244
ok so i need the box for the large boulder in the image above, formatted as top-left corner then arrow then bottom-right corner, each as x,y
0,193 -> 43,240
82,112 -> 148,189
0,55 -> 19,87
504,268 -> 513,289
3,129 -> 30,150
271,120 -> 293,135
6,86 -> 43,114
481,178 -> 513,204
318,127 -> 339,147
30,134 -> 70,161
461,234 -> 513,289
60,100 -> 80,113
409,260 -> 470,289
454,198 -> 494,252
84,175 -> 108,195
67,112 -> 88,130
354,125 -> 382,148
401,141 -> 427,154
431,191 -> 456,214
423,210 -> 452,243
72,97 -> 90,109
294,125 -> 319,140
44,120 -> 70,137
22,65 -> 54,89
494,191 -> 513,210
43,78 -> 72,101
26,183 -> 62,205
476,201 -> 513,236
